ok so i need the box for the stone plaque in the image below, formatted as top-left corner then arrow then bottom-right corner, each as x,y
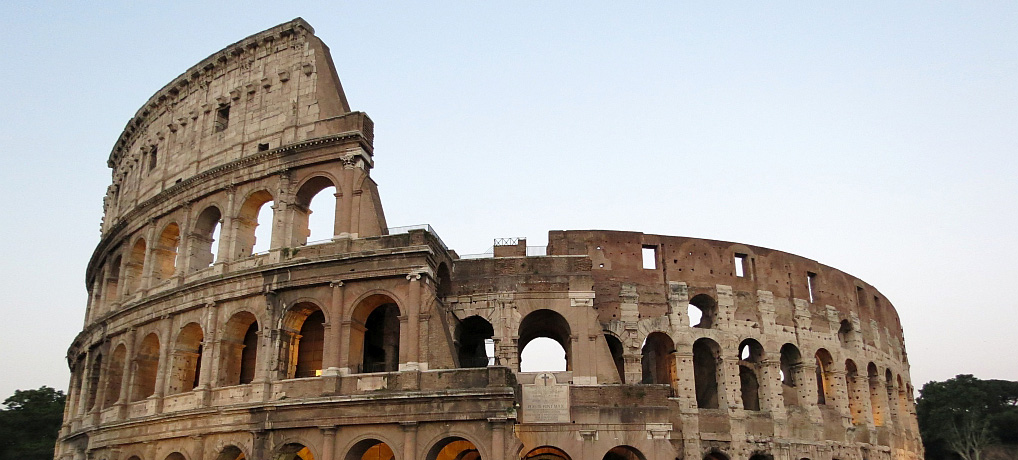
521,372 -> 570,423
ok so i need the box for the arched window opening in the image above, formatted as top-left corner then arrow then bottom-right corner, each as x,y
236,190 -> 274,257
294,176 -> 337,246
153,223 -> 180,283
131,333 -> 160,401
688,294 -> 717,328
436,263 -> 452,299
605,333 -> 625,383
456,315 -> 495,368
86,354 -> 102,412
168,323 -> 203,395
344,439 -> 394,460
641,332 -> 675,385
739,339 -> 764,411
524,446 -> 572,460
165,453 -> 186,460
838,319 -> 854,345
215,446 -> 246,460
845,359 -> 863,425
124,239 -> 147,295
748,454 -> 773,460
281,303 -> 325,379
190,206 -> 222,271
815,348 -> 834,406
350,295 -> 401,373
220,312 -> 258,386
779,343 -> 803,407
518,309 -> 572,372
603,445 -> 646,460
704,452 -> 730,460
275,443 -> 314,460
104,256 -> 121,305
103,344 -> 126,407
426,437 -> 481,460
868,362 -> 886,426
693,338 -> 721,409
885,368 -> 896,423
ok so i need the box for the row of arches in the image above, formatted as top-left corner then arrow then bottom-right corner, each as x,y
89,175 -> 340,318
116,441 -> 650,460
71,294 -> 404,415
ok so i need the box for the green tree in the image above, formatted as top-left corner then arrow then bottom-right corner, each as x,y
917,375 -> 1018,460
0,386 -> 66,460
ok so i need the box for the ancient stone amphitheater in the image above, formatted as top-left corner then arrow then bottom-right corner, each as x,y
57,18 -> 923,460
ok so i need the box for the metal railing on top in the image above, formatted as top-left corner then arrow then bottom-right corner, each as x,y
387,224 -> 448,250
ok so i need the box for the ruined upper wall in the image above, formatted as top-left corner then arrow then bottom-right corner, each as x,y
99,18 -> 366,235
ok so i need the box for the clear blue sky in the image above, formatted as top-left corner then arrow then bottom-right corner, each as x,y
1,2 -> 1015,399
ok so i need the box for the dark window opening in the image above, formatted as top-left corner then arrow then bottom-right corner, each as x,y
807,272 -> 817,303
149,146 -> 158,171
214,105 -> 230,132
258,143 -> 269,151
734,253 -> 747,277
456,316 -> 495,368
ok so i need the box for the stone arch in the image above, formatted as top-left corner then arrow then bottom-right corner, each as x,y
124,238 -> 147,295
436,262 -> 452,299
103,343 -> 127,407
235,189 -> 274,257
641,331 -> 675,385
164,452 -> 187,460
523,446 -> 572,460
739,338 -> 765,411
349,293 -> 401,373
780,343 -> 803,407
274,441 -> 316,460
131,332 -> 160,401
518,309 -> 572,372
214,445 -> 247,460
748,453 -> 773,460
344,438 -> 396,460
603,445 -> 646,460
688,294 -> 717,328
815,348 -> 834,406
425,436 -> 483,460
703,451 -> 729,460
456,315 -> 494,368
281,301 -> 326,378
153,222 -> 181,283
604,331 -> 625,384
167,322 -> 203,395
189,205 -> 223,271
220,310 -> 259,385
693,337 -> 722,409
292,174 -> 338,246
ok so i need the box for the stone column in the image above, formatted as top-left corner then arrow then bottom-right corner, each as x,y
673,348 -> 697,411
402,273 -> 422,369
320,427 -> 337,460
336,156 -> 356,238
489,419 -> 506,460
401,422 -> 418,460
760,358 -> 785,416
220,186 -> 238,262
153,317 -> 173,412
197,302 -> 219,391
323,281 -> 344,376
828,369 -> 850,420
116,328 -> 137,419
140,224 -> 157,290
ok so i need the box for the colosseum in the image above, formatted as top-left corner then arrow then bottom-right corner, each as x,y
56,18 -> 923,460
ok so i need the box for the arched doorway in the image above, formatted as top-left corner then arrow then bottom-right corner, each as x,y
603,445 -> 646,460
426,437 -> 481,460
345,439 -> 395,460
523,446 -> 571,460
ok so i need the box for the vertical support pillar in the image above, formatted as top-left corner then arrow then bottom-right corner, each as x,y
74,351 -> 92,419
117,328 -> 137,419
336,155 -> 356,238
489,419 -> 506,460
323,281 -> 344,376
401,273 -> 422,369
196,302 -> 219,406
140,224 -> 157,290
153,317 -> 173,412
221,185 -> 238,262
320,427 -> 337,460
401,422 -> 418,460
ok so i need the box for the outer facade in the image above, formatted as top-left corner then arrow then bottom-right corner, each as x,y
57,19 -> 923,460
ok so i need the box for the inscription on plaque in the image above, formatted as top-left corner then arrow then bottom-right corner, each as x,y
521,372 -> 570,423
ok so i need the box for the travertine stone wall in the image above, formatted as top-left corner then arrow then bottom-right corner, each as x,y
58,18 -> 922,460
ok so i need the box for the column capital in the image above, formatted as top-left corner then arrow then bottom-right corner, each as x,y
329,280 -> 344,288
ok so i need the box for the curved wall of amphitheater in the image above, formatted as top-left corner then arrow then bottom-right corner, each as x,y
57,18 -> 923,460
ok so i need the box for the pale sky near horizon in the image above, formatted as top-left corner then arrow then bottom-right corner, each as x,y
0,2 -> 1015,400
